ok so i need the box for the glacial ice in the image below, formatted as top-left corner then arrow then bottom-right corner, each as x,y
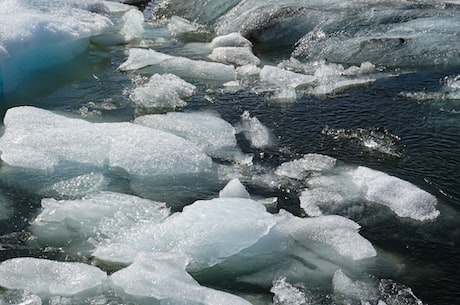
209,47 -> 260,66
0,257 -> 107,296
303,166 -> 440,221
0,0 -> 113,93
275,153 -> 337,180
111,252 -> 253,305
219,178 -> 251,199
260,65 -> 316,89
120,9 -> 145,42
93,197 -> 277,269
129,73 -> 196,110
133,111 -> 238,159
30,191 -> 169,249
119,48 -> 237,82
209,32 -> 253,49
271,277 -> 309,305
0,106 -> 213,179
236,110 -> 272,149
168,16 -> 199,35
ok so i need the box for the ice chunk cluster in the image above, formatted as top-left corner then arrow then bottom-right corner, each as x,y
0,0 -> 113,93
0,257 -> 107,296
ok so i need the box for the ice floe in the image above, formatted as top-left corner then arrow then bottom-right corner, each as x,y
0,257 -> 107,296
0,106 -> 213,193
133,111 -> 238,159
30,191 -> 169,250
236,110 -> 272,149
219,178 -> 251,199
209,47 -> 260,66
301,165 -> 440,221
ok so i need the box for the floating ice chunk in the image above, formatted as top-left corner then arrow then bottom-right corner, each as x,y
101,1 -> 134,12
237,110 -> 272,149
130,73 -> 196,110
271,277 -> 309,305
0,106 -> 213,178
351,166 -> 440,221
111,252 -> 253,305
134,111 -> 238,159
260,65 -> 316,89
120,9 -> 145,42
219,179 -> 251,199
333,269 -> 377,302
277,213 -> 377,261
210,32 -> 253,49
30,191 -> 169,248
0,257 -> 107,296
299,190 -> 323,217
209,47 -> 260,66
119,48 -> 237,82
275,154 -> 337,180
93,197 -> 276,268
168,16 -> 198,35
0,0 -> 113,93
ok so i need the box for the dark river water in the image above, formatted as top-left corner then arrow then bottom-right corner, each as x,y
0,1 -> 459,305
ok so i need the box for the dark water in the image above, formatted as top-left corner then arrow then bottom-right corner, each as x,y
1,1 -> 460,304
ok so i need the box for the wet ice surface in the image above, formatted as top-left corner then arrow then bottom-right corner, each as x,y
0,0 -> 459,304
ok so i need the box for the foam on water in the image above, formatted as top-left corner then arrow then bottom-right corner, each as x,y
0,0 -> 113,93
0,257 -> 107,296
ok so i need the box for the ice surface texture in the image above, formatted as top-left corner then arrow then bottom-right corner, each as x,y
0,106 -> 213,177
0,257 -> 107,296
0,0 -> 112,93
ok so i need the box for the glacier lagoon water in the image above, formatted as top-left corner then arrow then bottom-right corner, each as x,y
0,0 -> 459,304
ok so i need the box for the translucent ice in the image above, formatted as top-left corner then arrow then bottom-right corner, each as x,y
0,257 -> 107,296
236,110 -> 272,149
219,178 -> 251,199
168,16 -> 198,35
0,0 -> 112,93
0,106 -> 213,179
129,73 -> 196,111
275,153 -> 337,180
43,172 -> 109,198
119,48 -> 237,82
111,252 -> 253,305
93,197 -> 277,269
303,165 -> 440,221
351,166 -> 440,221
134,111 -> 238,159
120,9 -> 145,42
271,277 -> 309,305
30,191 -> 169,249
209,32 -> 253,49
260,65 -> 316,89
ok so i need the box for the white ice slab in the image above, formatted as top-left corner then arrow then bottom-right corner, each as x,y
209,47 -> 260,66
237,111 -> 272,149
30,191 -> 169,247
275,153 -> 337,180
0,106 -> 213,178
119,48 -> 237,82
219,178 -> 251,199
0,257 -> 107,296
